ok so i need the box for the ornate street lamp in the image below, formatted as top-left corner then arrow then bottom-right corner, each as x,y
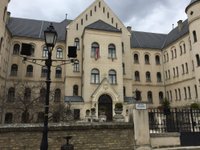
40,23 -> 57,150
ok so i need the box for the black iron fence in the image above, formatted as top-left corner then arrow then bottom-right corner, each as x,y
148,108 -> 200,133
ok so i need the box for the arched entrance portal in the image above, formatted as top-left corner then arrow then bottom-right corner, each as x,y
98,94 -> 113,121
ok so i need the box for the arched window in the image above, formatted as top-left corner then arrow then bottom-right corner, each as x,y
10,64 -> 18,76
184,87 -> 187,99
123,86 -> 126,97
175,89 -> 178,100
144,54 -> 150,64
74,38 -> 80,50
7,87 -> 15,102
26,65 -> 33,77
24,88 -> 31,101
54,89 -> 61,102
135,71 -> 140,81
73,85 -> 78,96
178,88 -> 181,100
147,91 -> 153,103
91,42 -> 100,59
109,69 -> 117,84
166,53 -> 169,62
146,71 -> 151,82
91,69 -> 100,84
188,86 -> 191,99
42,46 -> 48,58
135,90 -> 141,101
134,54 -> 139,63
180,45 -> 183,55
196,54 -> 200,66
159,92 -> 164,104
41,66 -> 47,77
171,50 -> 174,59
108,44 -> 116,59
4,113 -> 13,124
155,55 -> 160,65
193,30 -> 197,43
122,63 -> 125,75
39,88 -> 46,103
55,66 -> 62,78
157,72 -> 162,82
73,60 -> 80,72
13,44 -> 20,55
56,47 -> 63,58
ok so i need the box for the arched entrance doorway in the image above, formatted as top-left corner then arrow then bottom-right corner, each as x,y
98,94 -> 113,121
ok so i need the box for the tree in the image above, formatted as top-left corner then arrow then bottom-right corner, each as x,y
49,101 -> 73,123
1,81 -> 45,123
2,80 -> 71,124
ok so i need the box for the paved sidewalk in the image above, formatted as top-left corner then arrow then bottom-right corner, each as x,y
154,146 -> 200,150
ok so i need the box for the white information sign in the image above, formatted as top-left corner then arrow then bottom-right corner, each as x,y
136,103 -> 147,110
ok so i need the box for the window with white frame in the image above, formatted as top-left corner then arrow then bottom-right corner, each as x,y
74,38 -> 80,50
108,44 -> 116,59
109,70 -> 117,84
56,47 -> 63,58
42,46 -> 48,58
91,69 -> 100,84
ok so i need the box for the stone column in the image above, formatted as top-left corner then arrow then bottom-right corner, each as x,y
132,103 -> 152,150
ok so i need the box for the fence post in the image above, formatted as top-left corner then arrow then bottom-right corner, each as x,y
132,103 -> 152,150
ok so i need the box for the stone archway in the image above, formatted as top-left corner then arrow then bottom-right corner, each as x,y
98,94 -> 113,121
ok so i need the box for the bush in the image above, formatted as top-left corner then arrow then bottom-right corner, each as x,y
162,99 -> 170,109
190,103 -> 200,109
115,103 -> 123,109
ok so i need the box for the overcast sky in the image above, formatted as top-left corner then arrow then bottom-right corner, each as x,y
8,0 -> 191,34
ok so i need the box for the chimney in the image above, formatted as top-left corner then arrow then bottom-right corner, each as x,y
127,26 -> 132,32
65,13 -> 68,20
177,20 -> 183,31
6,11 -> 11,23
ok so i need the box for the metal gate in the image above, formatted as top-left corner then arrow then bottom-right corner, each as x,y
149,108 -> 200,146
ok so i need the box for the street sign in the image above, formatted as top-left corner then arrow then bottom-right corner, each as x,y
136,103 -> 147,110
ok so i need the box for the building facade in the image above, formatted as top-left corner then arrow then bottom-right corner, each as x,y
0,0 -> 200,123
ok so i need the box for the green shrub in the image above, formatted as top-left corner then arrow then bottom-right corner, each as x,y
190,103 -> 200,109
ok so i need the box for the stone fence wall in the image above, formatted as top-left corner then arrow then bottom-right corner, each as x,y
0,122 -> 135,150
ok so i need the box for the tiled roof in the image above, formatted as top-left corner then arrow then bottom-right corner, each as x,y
7,17 -> 72,41
85,20 -> 121,33
7,17 -> 190,50
131,31 -> 167,49
64,96 -> 84,102
163,20 -> 189,48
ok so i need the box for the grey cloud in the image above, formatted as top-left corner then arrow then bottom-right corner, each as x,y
8,0 -> 191,33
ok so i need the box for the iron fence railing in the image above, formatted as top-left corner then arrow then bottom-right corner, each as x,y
148,108 -> 200,133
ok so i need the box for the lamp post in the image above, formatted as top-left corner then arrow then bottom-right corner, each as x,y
40,23 -> 57,150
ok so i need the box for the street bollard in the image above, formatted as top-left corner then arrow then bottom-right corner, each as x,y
61,136 -> 74,150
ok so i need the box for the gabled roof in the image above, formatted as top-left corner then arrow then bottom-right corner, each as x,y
131,31 -> 167,49
163,20 -> 189,48
85,20 -> 121,33
7,17 -> 72,41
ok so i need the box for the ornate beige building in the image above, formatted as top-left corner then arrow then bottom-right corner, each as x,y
0,0 -> 200,123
